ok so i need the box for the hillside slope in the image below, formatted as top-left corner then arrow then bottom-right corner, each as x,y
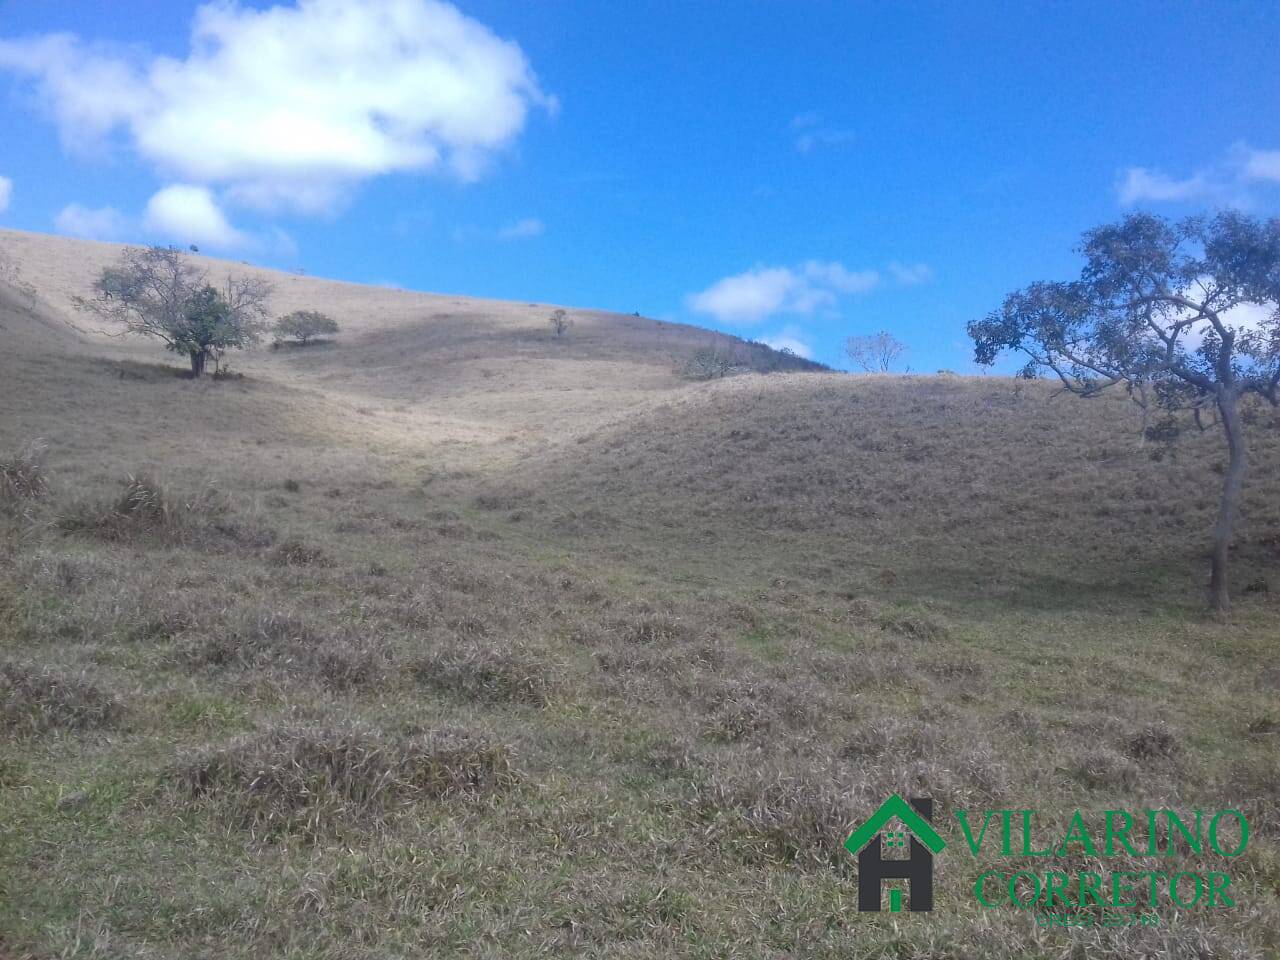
1,229 -> 1277,960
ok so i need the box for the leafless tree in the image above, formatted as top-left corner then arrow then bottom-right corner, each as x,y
845,331 -> 908,372
549,308 -> 571,339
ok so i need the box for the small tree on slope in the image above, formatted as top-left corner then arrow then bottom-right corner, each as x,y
969,212 -> 1280,613
275,310 -> 339,345
78,246 -> 272,376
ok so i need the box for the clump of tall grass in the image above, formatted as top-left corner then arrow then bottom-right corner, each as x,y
171,723 -> 516,837
59,474 -> 223,543
409,640 -> 558,706
0,439 -> 49,506
1,662 -> 122,735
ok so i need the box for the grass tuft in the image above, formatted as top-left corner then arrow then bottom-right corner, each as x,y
172,723 -> 516,836
1,662 -> 122,735
409,640 -> 557,705
0,439 -> 49,502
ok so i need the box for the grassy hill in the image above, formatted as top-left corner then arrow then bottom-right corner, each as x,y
1,230 -> 1277,959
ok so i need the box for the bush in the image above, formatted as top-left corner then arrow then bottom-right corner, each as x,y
683,348 -> 733,381
274,310 -> 339,345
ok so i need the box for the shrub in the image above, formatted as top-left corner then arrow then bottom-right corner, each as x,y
173,723 -> 516,835
274,310 -> 340,345
683,348 -> 733,381
0,439 -> 49,502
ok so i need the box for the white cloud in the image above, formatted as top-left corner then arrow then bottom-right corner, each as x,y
143,184 -> 246,249
888,261 -> 933,286
686,261 -> 880,324
1240,147 -> 1280,183
497,217 -> 544,240
760,325 -> 813,358
1117,167 -> 1210,206
0,175 -> 10,213
789,112 -> 854,154
0,0 -> 554,214
54,203 -> 127,239
1117,144 -> 1280,207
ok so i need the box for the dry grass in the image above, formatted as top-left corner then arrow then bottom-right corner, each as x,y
173,722 -> 516,836
0,439 -> 48,503
0,662 -> 122,735
409,639 -> 558,705
0,230 -> 1276,959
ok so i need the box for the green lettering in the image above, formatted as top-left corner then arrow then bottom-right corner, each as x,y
1207,872 -> 1234,907
955,810 -> 996,855
1209,810 -> 1248,856
1055,810 -> 1097,856
975,871 -> 1004,907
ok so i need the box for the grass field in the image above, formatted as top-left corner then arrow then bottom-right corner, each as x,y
1,228 -> 1277,959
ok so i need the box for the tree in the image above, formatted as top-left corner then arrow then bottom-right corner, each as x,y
77,246 -> 272,376
549,308 -> 571,338
845,331 -> 908,372
275,310 -> 340,345
969,212 -> 1280,612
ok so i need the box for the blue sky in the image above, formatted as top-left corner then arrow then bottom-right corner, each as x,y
0,0 -> 1277,371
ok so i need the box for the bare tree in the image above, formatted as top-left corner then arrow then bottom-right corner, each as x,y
845,331 -> 908,372
549,308 -> 571,339
970,212 -> 1280,612
76,246 -> 272,377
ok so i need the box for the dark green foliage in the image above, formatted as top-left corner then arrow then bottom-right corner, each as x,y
275,310 -> 340,345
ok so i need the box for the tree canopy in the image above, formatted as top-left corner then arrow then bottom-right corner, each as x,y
79,246 -> 272,376
969,212 -> 1280,611
275,310 -> 339,345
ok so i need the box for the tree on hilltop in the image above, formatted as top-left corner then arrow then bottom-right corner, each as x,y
845,331 -> 908,372
969,212 -> 1280,612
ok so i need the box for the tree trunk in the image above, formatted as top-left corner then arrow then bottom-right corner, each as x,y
1209,389 -> 1247,613
189,350 -> 206,377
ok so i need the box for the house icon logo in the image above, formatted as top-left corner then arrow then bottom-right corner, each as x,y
844,794 -> 946,912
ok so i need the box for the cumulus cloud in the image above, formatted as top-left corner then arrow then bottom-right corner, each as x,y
0,175 -> 10,213
760,325 -> 813,358
686,260 -> 919,324
0,0 -> 554,214
54,203 -> 127,239
143,184 -> 246,249
497,217 -> 544,240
